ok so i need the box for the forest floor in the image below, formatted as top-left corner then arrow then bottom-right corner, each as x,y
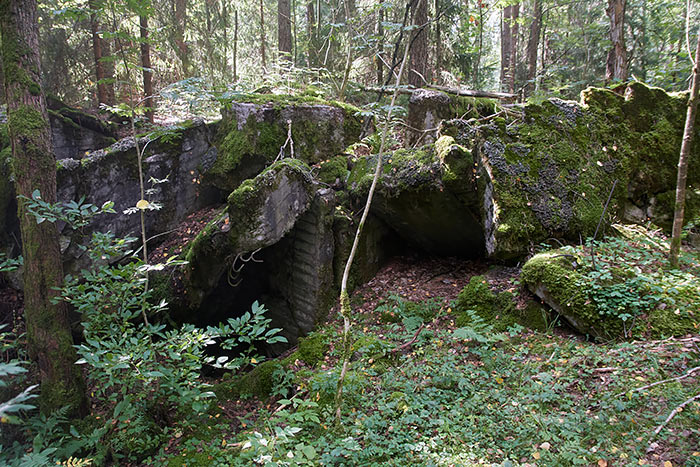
155,254 -> 700,467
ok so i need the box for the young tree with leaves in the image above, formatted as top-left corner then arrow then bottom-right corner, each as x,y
0,0 -> 87,416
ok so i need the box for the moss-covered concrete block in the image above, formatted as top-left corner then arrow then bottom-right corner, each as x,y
347,143 -> 484,256
207,95 -> 364,192
456,82 -> 700,259
521,250 -> 699,340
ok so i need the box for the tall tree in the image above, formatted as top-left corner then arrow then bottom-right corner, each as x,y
409,0 -> 429,87
278,0 -> 292,60
140,13 -> 154,123
670,30 -> 700,267
525,0 -> 542,98
0,0 -> 87,416
606,0 -> 628,82
260,0 -> 267,70
173,0 -> 190,76
375,2 -> 384,84
89,0 -> 115,106
434,0 -> 441,81
500,3 -> 519,93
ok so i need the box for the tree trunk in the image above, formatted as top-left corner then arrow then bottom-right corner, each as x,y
375,3 -> 384,84
0,0 -> 87,417
173,0 -> 190,77
474,0 -> 484,86
434,0 -> 441,82
525,0 -> 541,98
408,0 -> 428,87
306,1 -> 317,67
278,0 -> 292,61
233,8 -> 238,80
88,0 -> 114,106
670,31 -> 700,267
605,0 -> 628,82
500,3 -> 519,94
260,0 -> 267,70
140,15 -> 154,123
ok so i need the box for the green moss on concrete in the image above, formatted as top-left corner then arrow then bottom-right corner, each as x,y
521,252 -> 616,339
227,158 -> 312,223
454,275 -> 530,332
317,155 -> 349,185
521,247 -> 699,340
459,82 -> 700,259
297,332 -> 330,367
210,95 -> 363,191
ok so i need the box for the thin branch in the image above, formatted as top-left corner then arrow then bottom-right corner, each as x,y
650,392 -> 700,440
619,366 -> 700,397
390,323 -> 425,353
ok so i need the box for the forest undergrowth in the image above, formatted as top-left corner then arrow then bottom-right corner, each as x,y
1,224 -> 699,466
156,254 -> 700,467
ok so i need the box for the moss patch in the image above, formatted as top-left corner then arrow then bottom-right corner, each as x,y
454,275 -> 546,332
457,82 -> 700,259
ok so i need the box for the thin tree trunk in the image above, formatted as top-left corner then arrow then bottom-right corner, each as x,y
338,0 -> 353,101
334,14 -> 414,423
0,0 -> 87,417
174,0 -> 190,77
306,1 -> 316,66
525,0 -> 541,98
89,0 -> 114,106
260,0 -> 267,70
233,8 -> 238,80
605,0 -> 628,82
375,3 -> 384,84
434,0 -> 441,82
223,1 -> 228,75
278,0 -> 292,61
140,14 -> 154,123
409,0 -> 429,87
474,1 -> 483,87
500,3 -> 519,93
670,31 -> 700,267
292,0 -> 297,64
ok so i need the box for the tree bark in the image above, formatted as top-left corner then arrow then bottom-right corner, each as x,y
605,0 -> 628,82
375,3 -> 384,84
140,14 -> 154,123
233,8 -> 238,80
260,0 -> 267,70
173,0 -> 190,77
670,31 -> 700,267
278,0 -> 292,61
0,0 -> 87,416
409,0 -> 429,87
306,1 -> 316,67
434,0 -> 441,82
474,0 -> 484,86
525,0 -> 541,98
88,0 -> 114,106
500,3 -> 519,94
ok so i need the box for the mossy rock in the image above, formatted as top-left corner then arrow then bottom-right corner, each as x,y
227,158 -> 316,253
316,155 -> 349,186
521,250 -> 699,339
455,82 -> 700,259
297,332 -> 330,367
214,360 -> 283,400
455,275 -> 532,332
213,333 -> 329,400
346,145 -> 484,256
180,207 -> 232,308
208,96 -> 364,192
